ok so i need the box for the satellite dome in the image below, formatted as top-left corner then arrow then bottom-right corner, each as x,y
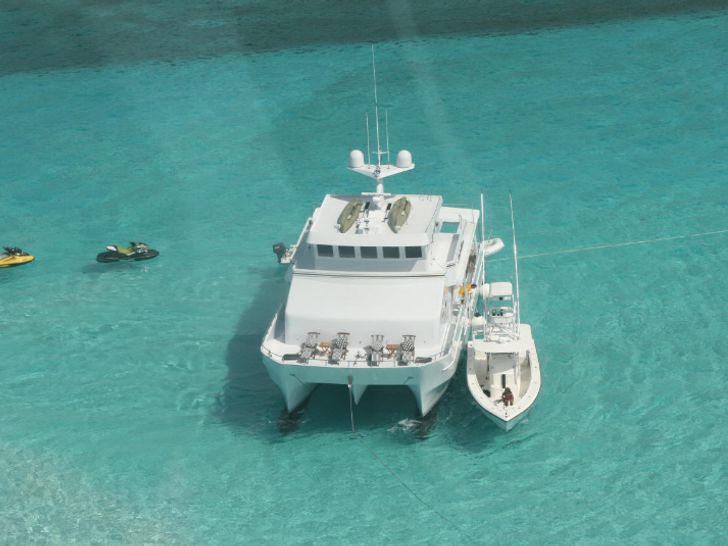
396,150 -> 413,169
349,149 -> 365,168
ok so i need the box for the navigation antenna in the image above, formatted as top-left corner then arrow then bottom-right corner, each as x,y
385,110 -> 390,164
372,46 -> 383,168
480,192 -> 486,285
365,113 -> 371,165
348,46 -> 415,205
509,193 -> 521,334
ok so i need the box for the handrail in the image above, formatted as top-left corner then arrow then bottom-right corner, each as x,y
287,217 -> 312,262
434,235 -> 483,359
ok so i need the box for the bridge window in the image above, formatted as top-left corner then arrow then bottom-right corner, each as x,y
317,245 -> 334,257
360,246 -> 378,259
405,246 -> 423,258
338,246 -> 355,258
382,247 -> 400,259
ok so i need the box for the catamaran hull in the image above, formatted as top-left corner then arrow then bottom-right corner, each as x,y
262,339 -> 466,416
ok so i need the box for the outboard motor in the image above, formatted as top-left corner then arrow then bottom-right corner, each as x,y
272,242 -> 286,263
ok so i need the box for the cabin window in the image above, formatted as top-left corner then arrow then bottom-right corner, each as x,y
440,222 -> 459,234
360,246 -> 377,259
338,246 -> 355,258
405,246 -> 423,258
382,247 -> 400,259
317,245 -> 334,257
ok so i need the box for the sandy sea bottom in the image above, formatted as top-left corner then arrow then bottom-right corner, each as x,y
1,5 -> 727,544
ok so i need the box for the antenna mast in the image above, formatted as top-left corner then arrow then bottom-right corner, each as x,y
385,110 -> 391,163
509,193 -> 521,333
372,46 -> 382,169
480,193 -> 486,242
365,113 -> 371,165
347,47 -> 415,196
480,192 -> 486,285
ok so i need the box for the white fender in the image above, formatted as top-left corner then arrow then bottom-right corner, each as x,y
483,238 -> 505,257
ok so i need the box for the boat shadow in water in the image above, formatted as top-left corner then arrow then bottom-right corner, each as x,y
81,262 -> 151,275
214,265 -> 291,440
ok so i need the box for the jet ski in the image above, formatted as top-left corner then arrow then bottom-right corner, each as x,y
96,242 -> 159,263
0,247 -> 35,268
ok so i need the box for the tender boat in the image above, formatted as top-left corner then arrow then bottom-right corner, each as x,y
260,58 -> 504,417
466,198 -> 541,430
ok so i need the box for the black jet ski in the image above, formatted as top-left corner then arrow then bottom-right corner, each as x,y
96,242 -> 159,263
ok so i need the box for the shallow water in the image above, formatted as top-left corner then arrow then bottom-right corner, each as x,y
2,3 -> 727,544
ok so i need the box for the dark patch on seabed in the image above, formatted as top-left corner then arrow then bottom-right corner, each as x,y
2,0 -> 728,75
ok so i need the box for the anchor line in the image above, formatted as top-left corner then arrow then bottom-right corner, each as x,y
346,381 -> 474,540
489,228 -> 728,262
350,430 -> 476,541
347,376 -> 356,434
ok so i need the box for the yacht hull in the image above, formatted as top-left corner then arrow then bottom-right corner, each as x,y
262,339 -> 466,416
471,397 -> 533,432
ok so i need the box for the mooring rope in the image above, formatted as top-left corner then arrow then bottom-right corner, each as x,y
347,378 -> 356,434
346,388 -> 475,541
489,227 -> 728,262
354,429 -> 475,540
332,226 -> 728,541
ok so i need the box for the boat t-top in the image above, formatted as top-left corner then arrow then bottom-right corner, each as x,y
260,54 -> 504,417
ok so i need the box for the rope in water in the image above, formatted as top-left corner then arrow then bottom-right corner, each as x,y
337,227 -> 728,537
347,385 -> 475,541
489,227 -> 728,262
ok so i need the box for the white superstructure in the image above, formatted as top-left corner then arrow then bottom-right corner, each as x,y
260,53 -> 503,416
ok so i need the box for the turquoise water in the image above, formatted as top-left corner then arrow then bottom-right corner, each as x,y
2,3 -> 728,544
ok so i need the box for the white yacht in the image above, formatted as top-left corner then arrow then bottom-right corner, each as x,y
261,167 -> 489,415
466,199 -> 541,430
260,65 -> 505,416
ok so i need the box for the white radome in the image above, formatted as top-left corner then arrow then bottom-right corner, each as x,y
349,149 -> 365,169
396,149 -> 413,169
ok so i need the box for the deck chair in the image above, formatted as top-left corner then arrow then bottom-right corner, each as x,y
299,331 -> 319,362
398,335 -> 416,366
329,332 -> 349,364
368,334 -> 384,366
